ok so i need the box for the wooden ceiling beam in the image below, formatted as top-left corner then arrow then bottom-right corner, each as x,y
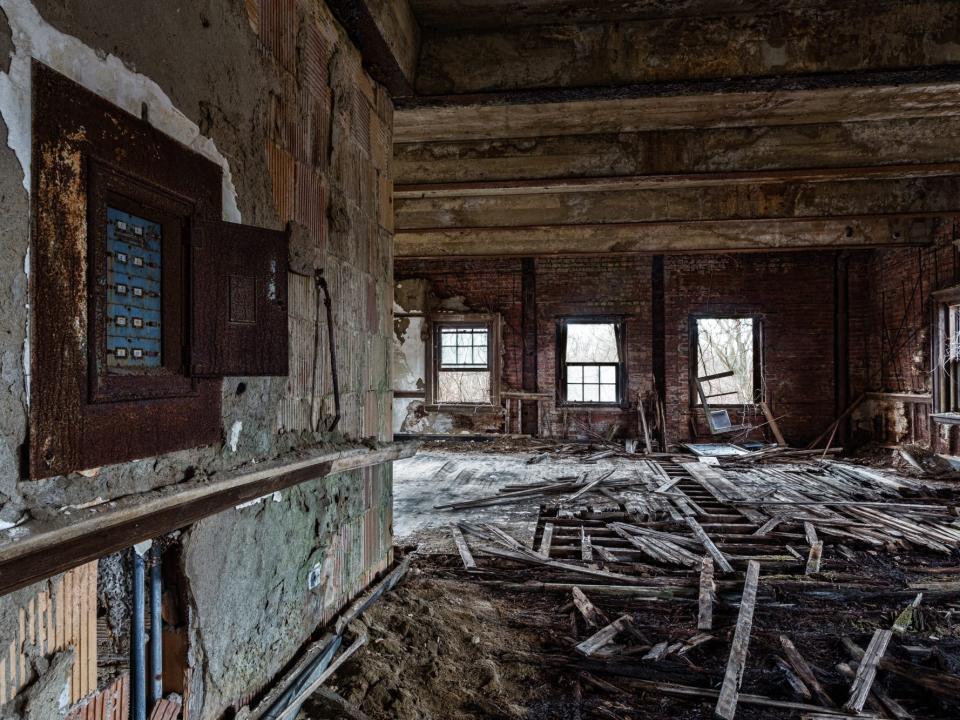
395,215 -> 942,258
395,74 -> 960,142
395,163 -> 960,198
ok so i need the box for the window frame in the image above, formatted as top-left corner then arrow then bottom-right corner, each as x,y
427,314 -> 500,407
690,314 -> 764,408
555,316 -> 628,409
932,287 -> 960,423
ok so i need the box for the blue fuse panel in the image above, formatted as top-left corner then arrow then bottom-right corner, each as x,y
106,207 -> 162,368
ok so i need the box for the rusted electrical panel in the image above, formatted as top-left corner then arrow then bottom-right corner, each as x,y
30,63 -> 289,479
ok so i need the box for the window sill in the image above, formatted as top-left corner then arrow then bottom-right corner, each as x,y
425,403 -> 500,411
558,403 -> 626,410
931,412 -> 960,426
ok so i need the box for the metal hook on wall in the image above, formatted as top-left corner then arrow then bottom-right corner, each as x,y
312,269 -> 341,433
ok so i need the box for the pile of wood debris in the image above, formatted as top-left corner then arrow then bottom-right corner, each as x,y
436,454 -> 960,719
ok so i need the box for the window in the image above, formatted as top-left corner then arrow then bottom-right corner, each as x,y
431,318 -> 499,404
557,319 -> 625,405
693,317 -> 761,406
933,289 -> 960,420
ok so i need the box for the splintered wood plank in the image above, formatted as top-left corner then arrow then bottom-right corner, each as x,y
686,517 -> 734,573
715,560 -> 761,720
581,528 -> 594,563
752,517 -> 783,536
538,522 -> 554,558
572,587 -> 609,629
760,402 -> 787,446
698,556 -> 715,631
806,541 -> 824,575
780,635 -> 836,708
776,658 -> 812,700
450,524 -> 477,570
575,614 -> 633,657
805,522 -> 820,545
892,593 -> 923,635
843,629 -> 893,714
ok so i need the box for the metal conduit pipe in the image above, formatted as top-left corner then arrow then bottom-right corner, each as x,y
150,544 -> 163,705
131,547 -> 147,720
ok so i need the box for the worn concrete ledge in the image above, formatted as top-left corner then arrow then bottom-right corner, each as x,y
0,441 -> 419,597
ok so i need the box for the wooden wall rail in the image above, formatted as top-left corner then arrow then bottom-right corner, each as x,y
0,442 -> 418,598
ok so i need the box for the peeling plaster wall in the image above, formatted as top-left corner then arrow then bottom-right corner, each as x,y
0,0 -> 395,717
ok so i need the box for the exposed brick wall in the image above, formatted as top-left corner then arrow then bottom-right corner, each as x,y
397,243 -> 960,450
396,258 -> 525,390
849,221 -> 960,449
535,256 -> 653,439
664,252 -> 839,446
395,256 -> 653,438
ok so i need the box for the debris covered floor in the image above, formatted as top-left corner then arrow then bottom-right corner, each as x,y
308,444 -> 960,720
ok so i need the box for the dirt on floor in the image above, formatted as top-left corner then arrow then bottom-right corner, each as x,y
300,563 -> 573,720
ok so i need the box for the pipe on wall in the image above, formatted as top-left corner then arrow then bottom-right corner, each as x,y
150,544 -> 163,705
131,547 -> 147,720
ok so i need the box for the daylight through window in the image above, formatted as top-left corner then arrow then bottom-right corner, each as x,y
436,325 -> 492,403
695,317 -> 758,405
562,322 -> 622,404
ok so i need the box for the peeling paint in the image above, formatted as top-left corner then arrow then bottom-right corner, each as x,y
0,0 -> 240,221
227,420 -> 242,452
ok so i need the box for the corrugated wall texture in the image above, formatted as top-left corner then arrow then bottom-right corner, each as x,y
175,4 -> 396,717
249,0 -> 394,444
1,562 -> 98,706
65,674 -> 129,720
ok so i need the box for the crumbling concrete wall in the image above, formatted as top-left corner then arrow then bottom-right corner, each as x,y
0,0 -> 395,716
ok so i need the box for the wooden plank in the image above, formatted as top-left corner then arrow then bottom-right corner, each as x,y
759,401 -> 787,445
805,541 -> 824,575
0,442 -> 417,597
396,215 -> 936,259
394,77 -> 960,143
276,633 -> 369,720
892,593 -> 923,635
715,560 -> 761,720
752,517 -> 783,536
450,524 -> 477,570
685,517 -> 734,573
698,557 -> 715,631
780,635 -> 836,708
580,528 -> 594,563
836,661 -> 912,720
575,614 -> 633,657
843,629 -> 893,714
776,658 -> 812,700
572,587 -> 609,630
538,522 -> 554,558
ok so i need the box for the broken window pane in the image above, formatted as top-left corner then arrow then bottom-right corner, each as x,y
696,317 -> 756,405
437,370 -> 491,403
566,323 -> 619,363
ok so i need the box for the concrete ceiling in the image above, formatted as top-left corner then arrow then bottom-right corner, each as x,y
407,0 -> 902,30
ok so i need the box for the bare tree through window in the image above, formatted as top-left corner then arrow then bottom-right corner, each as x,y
696,318 -> 757,405
436,325 -> 491,403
